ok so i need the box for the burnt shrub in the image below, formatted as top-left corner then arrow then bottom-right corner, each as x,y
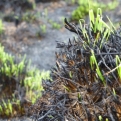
29,9 -> 121,121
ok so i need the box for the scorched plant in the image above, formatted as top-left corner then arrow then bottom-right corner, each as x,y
30,8 -> 121,121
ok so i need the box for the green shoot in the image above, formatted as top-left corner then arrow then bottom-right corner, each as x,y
52,22 -> 61,29
96,68 -> 104,83
116,55 -> 121,80
78,93 -> 81,102
99,115 -> 103,121
63,85 -> 70,92
106,118 -> 109,121
47,115 -> 54,118
69,71 -> 72,78
0,105 -> 3,113
106,16 -> 116,31
49,20 -> 61,29
71,0 -> 76,4
0,19 -> 4,35
89,9 -> 94,27
90,50 -> 105,85
18,55 -> 26,73
89,9 -> 111,48
0,43 -> 51,117
72,0 -> 118,21
32,2 -> 36,9
40,24 -> 46,33
113,88 -> 116,97
5,109 -> 9,116
89,8 -> 110,33
2,99 -> 7,109
79,19 -> 90,43
90,55 -> 95,70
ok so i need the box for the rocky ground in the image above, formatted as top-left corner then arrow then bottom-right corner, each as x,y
0,0 -> 121,120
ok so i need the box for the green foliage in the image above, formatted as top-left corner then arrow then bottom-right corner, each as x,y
106,118 -> 109,121
82,8 -> 121,85
49,20 -> 61,29
116,55 -> 121,80
89,8 -> 109,33
32,2 -> 36,9
52,22 -> 61,29
71,0 -> 118,21
0,19 -> 4,35
40,24 -> 46,33
24,69 -> 51,104
90,50 -> 105,85
1,99 -> 13,116
0,44 -> 51,117
21,12 -> 39,23
113,88 -> 116,97
98,115 -> 103,121
80,8 -> 111,48
87,9 -> 121,85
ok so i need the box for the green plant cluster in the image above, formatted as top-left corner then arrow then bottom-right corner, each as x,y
71,0 -> 118,21
21,12 -> 39,23
40,24 -> 46,33
48,20 -> 61,30
0,44 -> 51,118
80,8 -> 117,85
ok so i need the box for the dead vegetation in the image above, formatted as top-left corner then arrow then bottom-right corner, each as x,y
28,15 -> 121,121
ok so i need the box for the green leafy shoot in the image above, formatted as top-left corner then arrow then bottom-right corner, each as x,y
63,85 -> 70,92
90,50 -> 105,85
106,118 -> 109,121
100,28 -> 110,48
8,100 -> 12,114
79,19 -> 90,43
0,43 -> 52,116
72,0 -> 118,21
78,93 -> 81,102
2,99 -> 7,109
0,105 -> 3,113
90,55 -> 95,70
89,9 -> 94,28
18,55 -> 26,73
113,88 -> 116,97
52,22 -> 61,29
99,115 -> 103,121
47,115 -> 54,118
107,0 -> 118,10
116,55 -> 121,80
40,24 -> 46,33
96,68 -> 104,84
106,16 -> 116,31
24,70 -> 51,104
69,71 -> 72,78
89,8 -> 110,33
0,19 -> 4,35
89,9 -> 111,48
